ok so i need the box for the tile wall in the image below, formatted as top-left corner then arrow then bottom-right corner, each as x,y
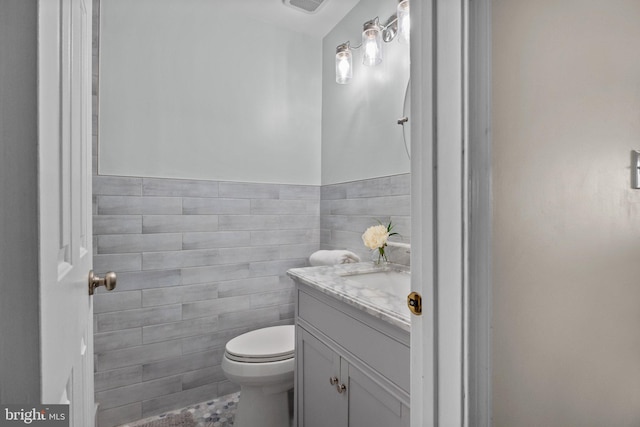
91,174 -> 410,427
320,174 -> 411,266
92,176 -> 319,427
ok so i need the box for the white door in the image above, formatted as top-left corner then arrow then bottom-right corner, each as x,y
410,0 -> 465,426
38,0 -> 96,425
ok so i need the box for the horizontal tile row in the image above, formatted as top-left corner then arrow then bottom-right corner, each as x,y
323,195 -> 410,216
97,305 -> 182,332
94,214 -> 320,235
94,319 -> 295,385
142,316 -> 220,344
96,196 -> 320,216
140,247 -> 273,271
94,260 -> 312,286
320,215 -> 410,240
97,233 -> 183,253
141,348 -> 225,383
95,287 -> 293,328
94,276 -> 291,317
94,176 -> 319,199
142,282 -> 220,308
95,306 -> 294,371
321,174 -> 410,200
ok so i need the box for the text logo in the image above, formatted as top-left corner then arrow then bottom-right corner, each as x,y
1,405 -> 69,427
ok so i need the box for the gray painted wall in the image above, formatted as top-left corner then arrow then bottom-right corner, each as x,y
492,0 -> 640,425
98,0 -> 322,185
321,0 -> 411,185
98,0 -> 410,187
0,0 -> 41,404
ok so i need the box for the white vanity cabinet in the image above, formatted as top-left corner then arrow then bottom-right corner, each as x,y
294,283 -> 410,427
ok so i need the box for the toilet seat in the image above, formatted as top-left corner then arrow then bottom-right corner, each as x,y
224,325 -> 294,363
221,325 -> 295,427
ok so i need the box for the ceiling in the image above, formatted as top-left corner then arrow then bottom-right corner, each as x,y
224,0 -> 361,38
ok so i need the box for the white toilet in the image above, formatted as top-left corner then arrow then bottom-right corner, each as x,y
221,325 -> 295,427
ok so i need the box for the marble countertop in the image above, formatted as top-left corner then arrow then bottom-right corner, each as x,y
287,262 -> 411,331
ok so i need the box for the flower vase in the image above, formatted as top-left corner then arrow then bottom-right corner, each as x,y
374,246 -> 388,265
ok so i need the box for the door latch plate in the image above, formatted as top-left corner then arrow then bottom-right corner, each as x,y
407,291 -> 422,315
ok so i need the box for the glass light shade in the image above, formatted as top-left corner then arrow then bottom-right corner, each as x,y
362,19 -> 382,66
335,44 -> 353,84
397,0 -> 410,43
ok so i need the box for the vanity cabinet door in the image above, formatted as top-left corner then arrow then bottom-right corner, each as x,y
346,363 -> 410,427
297,328 -> 347,427
297,325 -> 409,427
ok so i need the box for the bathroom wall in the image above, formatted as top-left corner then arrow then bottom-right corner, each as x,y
492,0 -> 640,425
92,176 -> 318,427
98,0 -> 322,185
321,1 -> 411,265
319,0 -> 411,260
92,2 -> 320,426
321,174 -> 411,265
321,0 -> 410,185
92,0 -> 412,424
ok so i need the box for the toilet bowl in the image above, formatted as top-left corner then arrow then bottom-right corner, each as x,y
221,325 -> 295,427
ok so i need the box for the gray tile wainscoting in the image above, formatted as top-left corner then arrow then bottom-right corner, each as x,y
321,174 -> 411,266
91,173 -> 410,427
92,176 -> 319,427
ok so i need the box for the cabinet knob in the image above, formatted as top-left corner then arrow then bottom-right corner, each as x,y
330,377 -> 346,393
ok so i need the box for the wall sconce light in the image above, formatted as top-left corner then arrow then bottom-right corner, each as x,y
362,18 -> 383,66
335,42 -> 353,84
335,0 -> 410,84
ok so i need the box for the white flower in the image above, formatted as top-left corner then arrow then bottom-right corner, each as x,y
362,224 -> 389,250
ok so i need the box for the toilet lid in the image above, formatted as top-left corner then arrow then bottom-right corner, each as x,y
225,325 -> 295,363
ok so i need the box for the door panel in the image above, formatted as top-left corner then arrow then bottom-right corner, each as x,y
39,0 -> 94,425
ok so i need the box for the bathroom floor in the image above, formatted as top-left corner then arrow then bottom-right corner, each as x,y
118,392 -> 239,427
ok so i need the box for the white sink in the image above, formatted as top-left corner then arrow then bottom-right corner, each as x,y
344,270 -> 410,296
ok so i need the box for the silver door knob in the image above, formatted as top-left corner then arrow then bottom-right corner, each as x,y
88,270 -> 117,295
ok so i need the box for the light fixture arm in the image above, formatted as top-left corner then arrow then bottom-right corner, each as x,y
345,42 -> 363,50
381,14 -> 399,43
